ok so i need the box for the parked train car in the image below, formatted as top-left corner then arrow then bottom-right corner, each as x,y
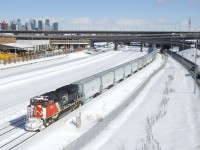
25,50 -> 157,131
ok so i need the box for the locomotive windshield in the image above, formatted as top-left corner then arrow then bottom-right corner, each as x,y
30,96 -> 49,107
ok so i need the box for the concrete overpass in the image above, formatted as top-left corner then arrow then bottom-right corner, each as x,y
0,30 -> 199,50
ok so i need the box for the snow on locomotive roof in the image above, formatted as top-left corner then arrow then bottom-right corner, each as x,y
32,96 -> 48,100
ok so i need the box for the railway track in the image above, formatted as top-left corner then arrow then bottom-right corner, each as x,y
0,131 -> 37,150
0,116 -> 25,136
164,50 -> 200,89
0,115 -> 36,150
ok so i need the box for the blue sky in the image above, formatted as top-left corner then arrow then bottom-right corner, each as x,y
1,0 -> 200,31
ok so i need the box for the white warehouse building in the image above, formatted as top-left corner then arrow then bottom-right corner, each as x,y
17,40 -> 50,52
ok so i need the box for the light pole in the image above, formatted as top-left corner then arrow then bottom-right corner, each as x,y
181,34 -> 184,68
170,35 -> 173,57
194,29 -> 198,94
15,42 -> 17,62
170,33 -> 176,57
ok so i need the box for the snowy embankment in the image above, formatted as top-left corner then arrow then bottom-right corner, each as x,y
177,48 -> 200,66
82,57 -> 200,150
0,52 -> 90,70
16,54 -> 165,150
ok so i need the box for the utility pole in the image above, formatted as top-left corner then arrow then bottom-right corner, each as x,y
194,29 -> 198,94
182,35 -> 184,68
171,35 -> 172,57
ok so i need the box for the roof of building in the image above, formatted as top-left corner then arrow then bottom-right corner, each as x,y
0,43 -> 34,50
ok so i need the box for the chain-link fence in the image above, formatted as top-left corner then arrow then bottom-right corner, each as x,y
63,55 -> 167,150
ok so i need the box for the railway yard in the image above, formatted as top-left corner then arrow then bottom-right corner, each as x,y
0,45 -> 199,150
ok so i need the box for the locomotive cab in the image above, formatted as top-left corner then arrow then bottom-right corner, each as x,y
25,95 -> 59,131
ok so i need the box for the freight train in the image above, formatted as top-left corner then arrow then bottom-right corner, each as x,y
25,50 -> 157,131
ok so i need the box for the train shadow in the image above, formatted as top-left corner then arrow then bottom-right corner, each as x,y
9,115 -> 26,130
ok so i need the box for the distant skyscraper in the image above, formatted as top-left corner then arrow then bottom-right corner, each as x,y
21,25 -> 26,31
45,19 -> 50,27
38,20 -> 43,31
29,18 -> 36,30
17,19 -> 21,30
25,22 -> 31,30
1,21 -> 8,30
10,20 -> 17,30
53,22 -> 58,31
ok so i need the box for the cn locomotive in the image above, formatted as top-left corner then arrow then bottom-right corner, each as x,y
25,84 -> 81,131
25,50 -> 157,131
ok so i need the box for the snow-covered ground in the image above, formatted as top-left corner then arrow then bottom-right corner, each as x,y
177,48 -> 200,66
0,52 -> 89,70
0,47 -> 149,149
1,47 -> 199,150
14,50 -> 163,150
0,49 -> 147,126
81,56 -> 200,150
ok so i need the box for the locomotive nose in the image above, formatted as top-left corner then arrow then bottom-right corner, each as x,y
25,118 -> 43,131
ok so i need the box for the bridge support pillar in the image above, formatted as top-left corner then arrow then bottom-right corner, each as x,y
140,43 -> 143,52
90,41 -> 95,49
70,45 -> 74,53
114,42 -> 118,50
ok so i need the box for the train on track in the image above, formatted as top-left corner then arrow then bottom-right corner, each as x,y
25,50 -> 157,131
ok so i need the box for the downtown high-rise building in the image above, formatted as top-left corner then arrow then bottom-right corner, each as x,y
0,18 -> 59,31
10,20 -> 17,30
1,21 -> 8,30
17,19 -> 22,30
45,19 -> 50,27
29,18 -> 36,30
38,20 -> 43,31
53,22 -> 58,31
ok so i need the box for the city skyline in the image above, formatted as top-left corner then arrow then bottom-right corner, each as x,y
0,18 -> 59,31
1,0 -> 200,31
